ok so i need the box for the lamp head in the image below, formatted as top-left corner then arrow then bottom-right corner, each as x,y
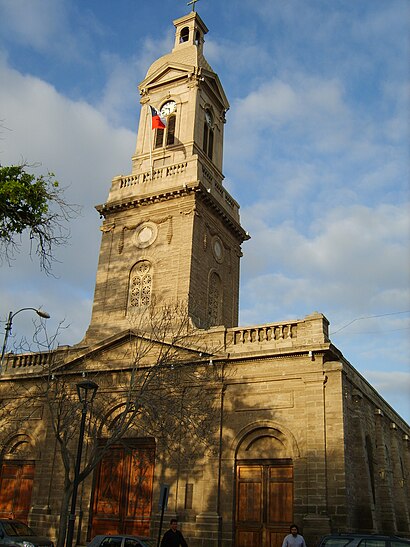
76,379 -> 99,404
36,309 -> 50,319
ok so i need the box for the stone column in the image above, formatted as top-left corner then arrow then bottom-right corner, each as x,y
348,390 -> 376,530
374,409 -> 397,533
322,363 -> 346,531
389,424 -> 410,533
195,456 -> 221,547
302,372 -> 331,544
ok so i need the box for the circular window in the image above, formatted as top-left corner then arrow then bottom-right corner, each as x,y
212,236 -> 224,263
133,222 -> 158,248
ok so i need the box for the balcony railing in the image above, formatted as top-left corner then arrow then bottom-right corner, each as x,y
232,323 -> 297,345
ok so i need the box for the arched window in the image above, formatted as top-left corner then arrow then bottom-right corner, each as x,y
166,114 -> 176,146
208,271 -> 222,326
203,109 -> 214,160
129,261 -> 153,309
155,127 -> 164,148
195,30 -> 201,46
180,27 -> 189,43
154,103 -> 176,149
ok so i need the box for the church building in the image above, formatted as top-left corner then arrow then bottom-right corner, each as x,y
0,9 -> 409,547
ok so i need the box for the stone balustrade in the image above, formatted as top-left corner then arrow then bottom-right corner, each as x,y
118,162 -> 189,188
201,164 -> 238,215
1,314 -> 329,375
231,322 -> 297,345
226,313 -> 330,352
2,347 -> 67,373
111,160 -> 240,220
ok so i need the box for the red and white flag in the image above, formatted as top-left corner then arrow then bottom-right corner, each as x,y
150,106 -> 166,129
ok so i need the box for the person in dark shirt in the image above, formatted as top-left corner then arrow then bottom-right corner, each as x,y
160,519 -> 188,547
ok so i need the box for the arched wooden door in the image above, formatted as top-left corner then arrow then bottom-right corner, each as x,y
89,440 -> 155,538
0,461 -> 35,523
234,426 -> 296,547
235,460 -> 293,547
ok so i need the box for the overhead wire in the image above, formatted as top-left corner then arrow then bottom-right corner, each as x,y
329,310 -> 410,336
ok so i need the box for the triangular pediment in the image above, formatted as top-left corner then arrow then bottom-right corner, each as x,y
139,64 -> 190,90
139,62 -> 195,92
139,62 -> 229,109
202,70 -> 229,110
51,329 -> 212,376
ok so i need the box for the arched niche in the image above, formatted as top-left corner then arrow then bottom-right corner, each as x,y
1,433 -> 39,461
232,421 -> 300,461
98,401 -> 141,439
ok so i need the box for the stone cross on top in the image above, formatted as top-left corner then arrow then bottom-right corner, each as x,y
187,0 -> 199,12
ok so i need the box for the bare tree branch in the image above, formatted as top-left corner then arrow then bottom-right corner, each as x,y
0,303 -> 225,547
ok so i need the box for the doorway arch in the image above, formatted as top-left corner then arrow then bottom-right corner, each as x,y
234,425 -> 297,547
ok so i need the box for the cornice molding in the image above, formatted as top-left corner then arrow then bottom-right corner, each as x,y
96,183 -> 248,243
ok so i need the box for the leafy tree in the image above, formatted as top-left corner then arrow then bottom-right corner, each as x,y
0,163 -> 78,273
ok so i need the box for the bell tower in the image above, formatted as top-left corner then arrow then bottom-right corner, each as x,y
85,11 -> 248,342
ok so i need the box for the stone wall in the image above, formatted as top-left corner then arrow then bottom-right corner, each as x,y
0,314 -> 409,547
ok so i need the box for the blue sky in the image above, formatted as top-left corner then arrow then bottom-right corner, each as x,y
0,0 -> 409,421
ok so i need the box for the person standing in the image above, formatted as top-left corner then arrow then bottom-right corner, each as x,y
282,524 -> 307,547
160,519 -> 188,547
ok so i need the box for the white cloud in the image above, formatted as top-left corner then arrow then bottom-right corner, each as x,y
364,370 -> 410,419
0,56 -> 135,345
206,37 -> 273,84
224,74 -> 354,179
96,33 -> 174,128
0,0 -> 68,50
0,56 -> 134,204
369,371 -> 410,392
0,0 -> 408,423
240,202 -> 410,323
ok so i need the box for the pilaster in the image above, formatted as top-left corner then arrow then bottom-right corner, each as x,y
302,371 -> 331,542
374,409 -> 397,532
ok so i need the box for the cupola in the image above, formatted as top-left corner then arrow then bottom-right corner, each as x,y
172,11 -> 208,54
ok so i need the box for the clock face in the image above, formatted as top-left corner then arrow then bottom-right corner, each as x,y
160,100 -> 176,117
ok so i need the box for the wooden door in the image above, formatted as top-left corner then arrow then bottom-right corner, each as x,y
90,444 -> 155,537
236,462 -> 293,547
0,462 -> 35,523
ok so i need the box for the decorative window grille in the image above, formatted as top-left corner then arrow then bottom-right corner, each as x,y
129,261 -> 152,308
208,271 -> 222,326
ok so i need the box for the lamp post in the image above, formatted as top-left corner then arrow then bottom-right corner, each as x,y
65,379 -> 99,547
0,307 -> 50,372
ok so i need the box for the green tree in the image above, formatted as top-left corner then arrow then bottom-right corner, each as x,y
0,163 -> 78,273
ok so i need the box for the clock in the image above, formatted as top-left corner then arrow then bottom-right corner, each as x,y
160,100 -> 176,117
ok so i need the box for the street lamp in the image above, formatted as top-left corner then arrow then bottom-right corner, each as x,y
65,379 -> 99,547
0,307 -> 51,371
